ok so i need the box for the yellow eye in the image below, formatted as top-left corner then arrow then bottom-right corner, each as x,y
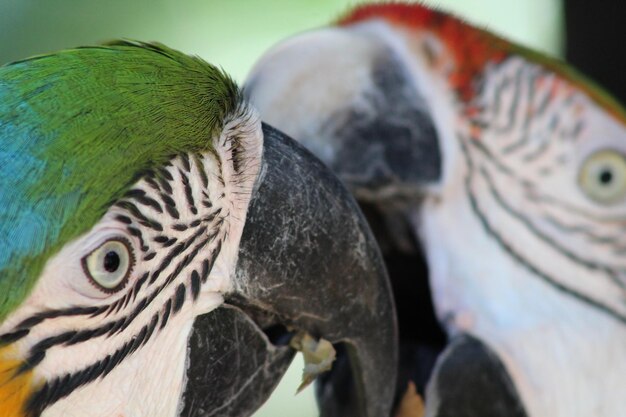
579,150 -> 626,205
82,238 -> 134,292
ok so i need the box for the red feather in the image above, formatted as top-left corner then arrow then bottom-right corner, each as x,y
338,2 -> 510,101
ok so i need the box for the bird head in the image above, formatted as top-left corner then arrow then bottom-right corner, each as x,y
245,3 -> 626,416
0,42 -> 397,417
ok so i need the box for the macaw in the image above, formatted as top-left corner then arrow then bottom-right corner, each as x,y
0,41 -> 398,417
245,3 -> 626,416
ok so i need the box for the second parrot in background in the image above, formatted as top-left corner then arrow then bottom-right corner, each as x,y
245,3 -> 626,416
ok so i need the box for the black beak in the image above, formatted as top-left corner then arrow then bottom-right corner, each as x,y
180,124 -> 398,417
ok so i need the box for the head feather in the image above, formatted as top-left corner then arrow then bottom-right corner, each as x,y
338,2 -> 626,122
0,41 -> 241,321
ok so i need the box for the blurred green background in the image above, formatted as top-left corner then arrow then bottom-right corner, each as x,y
0,0 -> 563,415
0,0 -> 563,81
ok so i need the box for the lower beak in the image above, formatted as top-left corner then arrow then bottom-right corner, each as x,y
181,124 -> 398,417
426,334 -> 528,417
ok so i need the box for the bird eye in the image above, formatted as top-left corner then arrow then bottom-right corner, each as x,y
579,150 -> 626,205
82,238 -> 134,292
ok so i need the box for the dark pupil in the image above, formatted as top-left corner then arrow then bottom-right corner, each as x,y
103,251 -> 121,273
599,168 -> 614,185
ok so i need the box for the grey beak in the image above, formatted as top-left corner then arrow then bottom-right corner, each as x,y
181,124 -> 398,417
245,42 -> 442,205
246,44 -> 442,255
313,50 -> 441,203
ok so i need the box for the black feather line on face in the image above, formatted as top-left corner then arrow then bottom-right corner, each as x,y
1,114 -> 255,412
0,156 -> 225,343
17,222 -> 221,369
0,155 -> 226,395
180,168 -> 199,215
24,229 -> 225,415
458,132 -> 626,325
21,227 -> 226,415
465,61 -> 626,296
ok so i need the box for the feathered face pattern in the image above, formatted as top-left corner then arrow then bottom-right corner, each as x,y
0,43 -> 263,417
444,56 -> 626,323
245,2 -> 626,416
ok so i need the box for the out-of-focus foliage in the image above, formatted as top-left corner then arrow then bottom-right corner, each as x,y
0,1 -> 562,416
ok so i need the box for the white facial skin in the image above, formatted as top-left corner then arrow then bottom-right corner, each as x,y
246,21 -> 626,417
0,109 -> 263,417
420,56 -> 626,417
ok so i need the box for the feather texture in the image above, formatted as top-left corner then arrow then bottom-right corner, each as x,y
0,41 -> 241,321
338,2 -> 626,121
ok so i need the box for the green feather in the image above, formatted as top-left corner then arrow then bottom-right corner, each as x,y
0,41 -> 241,321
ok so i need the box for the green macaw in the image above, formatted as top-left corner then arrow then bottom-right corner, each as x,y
0,41 -> 398,417
245,2 -> 626,417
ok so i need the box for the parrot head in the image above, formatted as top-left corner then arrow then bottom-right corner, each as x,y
246,3 -> 626,416
0,42 -> 397,417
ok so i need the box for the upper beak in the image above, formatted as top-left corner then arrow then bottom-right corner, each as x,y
243,27 -> 442,206
180,123 -> 398,417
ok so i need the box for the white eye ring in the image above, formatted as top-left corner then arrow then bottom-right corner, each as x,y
81,238 -> 134,292
579,149 -> 626,205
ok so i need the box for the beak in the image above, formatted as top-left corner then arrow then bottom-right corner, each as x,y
181,124 -> 398,417
244,27 -> 441,254
425,334 -> 528,417
244,27 -> 442,205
